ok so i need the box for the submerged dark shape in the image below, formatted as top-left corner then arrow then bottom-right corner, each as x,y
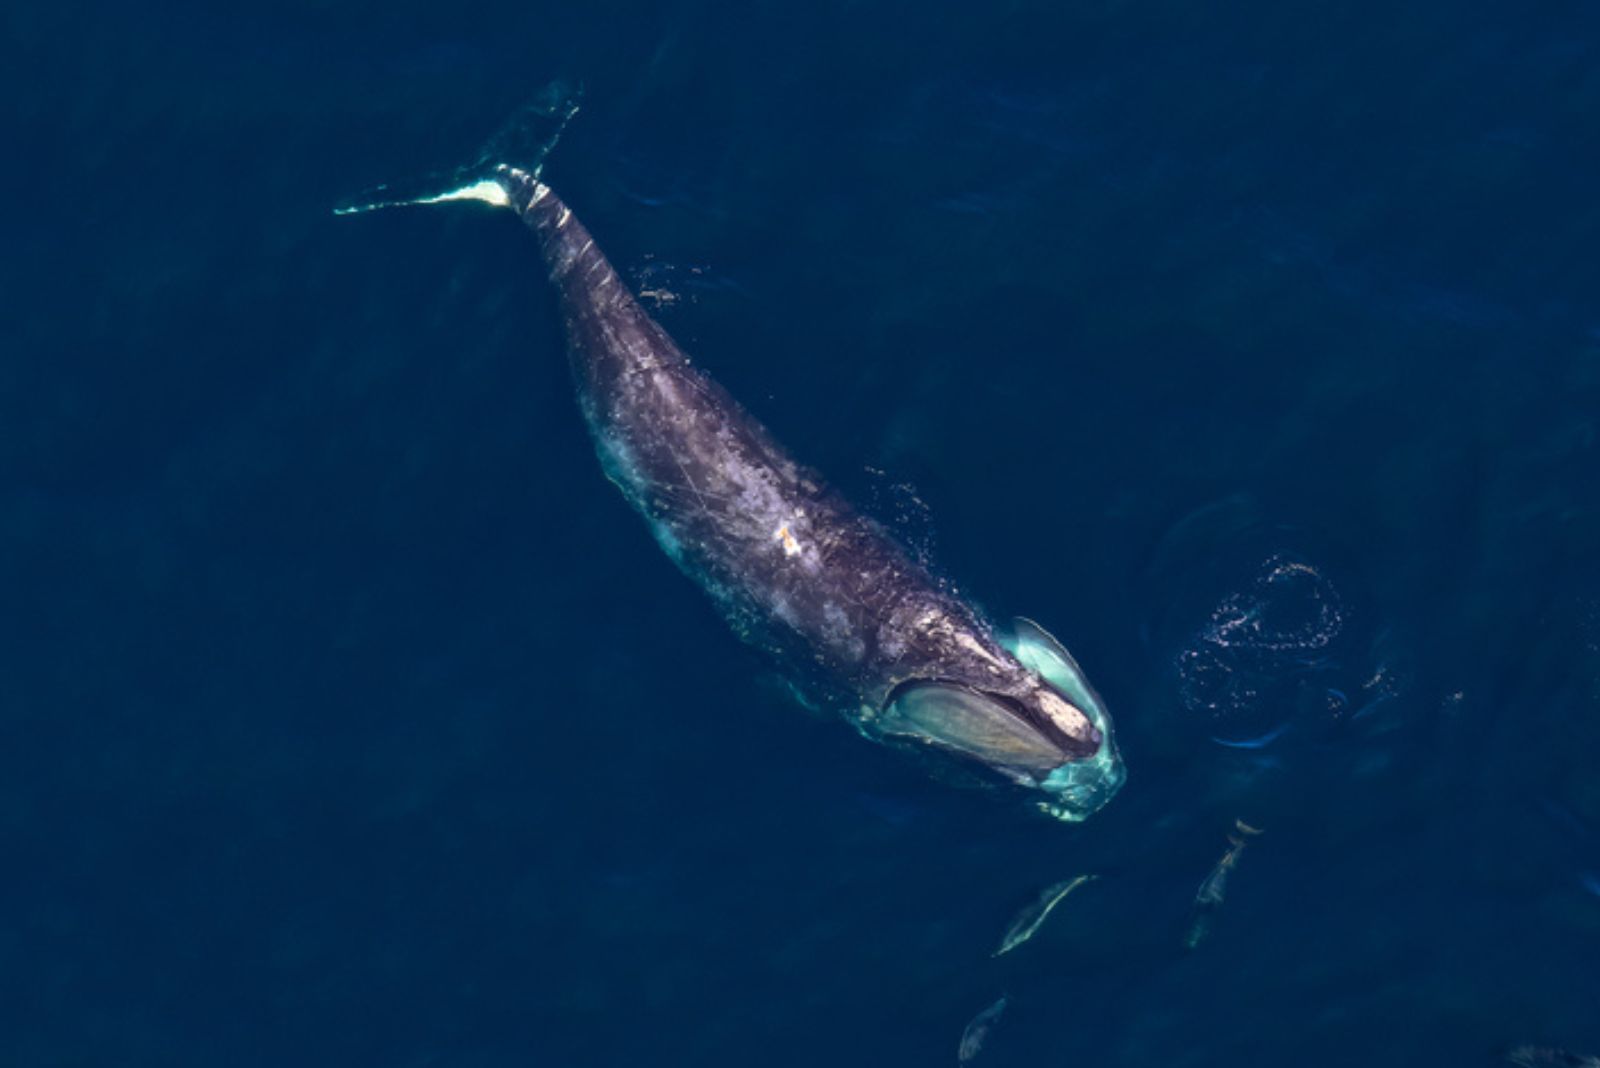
1505,1047 -> 1600,1068
958,994 -> 1008,1064
356,163 -> 1125,820
994,873 -> 1096,956
1185,819 -> 1263,949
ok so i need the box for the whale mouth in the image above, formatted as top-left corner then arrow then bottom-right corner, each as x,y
877,679 -> 1122,819
880,680 -> 1077,774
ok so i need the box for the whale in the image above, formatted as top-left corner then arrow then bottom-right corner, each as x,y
354,165 -> 1125,821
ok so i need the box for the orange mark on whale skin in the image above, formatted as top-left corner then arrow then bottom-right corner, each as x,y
775,525 -> 802,557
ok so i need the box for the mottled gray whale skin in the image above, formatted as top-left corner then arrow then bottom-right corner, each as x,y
496,166 -> 1123,820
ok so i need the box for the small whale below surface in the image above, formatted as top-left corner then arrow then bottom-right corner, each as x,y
347,161 -> 1125,822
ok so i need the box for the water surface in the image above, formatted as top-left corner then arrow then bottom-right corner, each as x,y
6,1 -> 1600,1064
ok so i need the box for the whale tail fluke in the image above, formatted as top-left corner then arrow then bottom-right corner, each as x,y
332,83 -> 581,217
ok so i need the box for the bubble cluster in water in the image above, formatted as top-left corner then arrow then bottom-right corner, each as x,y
1175,555 -> 1348,746
1205,557 -> 1344,655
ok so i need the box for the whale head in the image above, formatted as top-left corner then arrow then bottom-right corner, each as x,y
876,618 -> 1125,821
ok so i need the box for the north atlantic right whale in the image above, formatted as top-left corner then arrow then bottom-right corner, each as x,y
348,164 -> 1125,821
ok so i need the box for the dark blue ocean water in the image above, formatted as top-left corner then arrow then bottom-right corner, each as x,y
8,1 -> 1600,1064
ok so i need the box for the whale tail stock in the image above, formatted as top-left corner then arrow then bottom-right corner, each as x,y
331,84 -> 581,218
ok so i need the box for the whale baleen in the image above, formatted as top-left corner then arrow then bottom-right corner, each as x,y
353,164 -> 1125,821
